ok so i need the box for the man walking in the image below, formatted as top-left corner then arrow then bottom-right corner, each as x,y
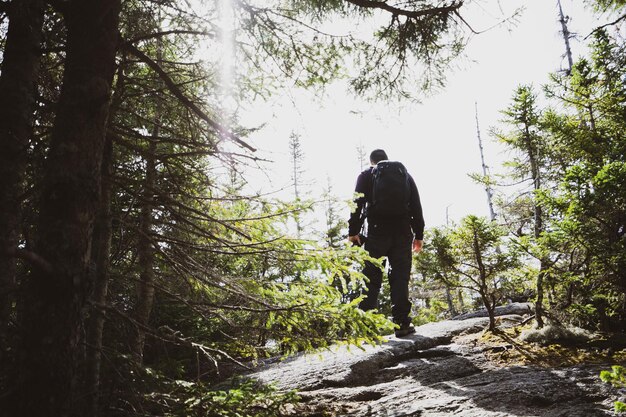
348,149 -> 424,337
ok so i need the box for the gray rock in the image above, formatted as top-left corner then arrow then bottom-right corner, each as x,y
451,302 -> 534,321
247,315 -> 620,416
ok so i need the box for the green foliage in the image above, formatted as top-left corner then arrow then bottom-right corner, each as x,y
412,219 -> 519,330
412,227 -> 466,320
481,28 -> 626,331
106,354 -> 299,417
587,0 -> 626,12
232,0 -> 475,100
539,32 -> 626,329
173,379 -> 299,417
91,2 -> 412,406
413,299 -> 449,326
260,267 -> 393,355
600,365 -> 626,413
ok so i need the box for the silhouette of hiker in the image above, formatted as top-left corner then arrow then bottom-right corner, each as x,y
348,149 -> 424,337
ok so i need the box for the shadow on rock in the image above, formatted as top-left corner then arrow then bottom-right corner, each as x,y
246,316 -> 618,417
353,352 -> 614,417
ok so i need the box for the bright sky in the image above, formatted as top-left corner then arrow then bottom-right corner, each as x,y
236,0 -> 602,230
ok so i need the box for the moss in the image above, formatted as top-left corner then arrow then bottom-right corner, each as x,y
470,324 -> 626,368
519,324 -> 594,345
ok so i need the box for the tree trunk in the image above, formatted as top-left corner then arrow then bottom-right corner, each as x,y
457,289 -> 465,311
445,285 -> 457,317
472,228 -> 495,331
484,296 -> 496,331
16,2 -> 121,416
525,125 -> 546,329
83,51 -> 126,417
84,134 -> 114,417
0,0 -> 45,359
131,135 -> 157,364
129,31 -> 165,365
535,265 -> 547,328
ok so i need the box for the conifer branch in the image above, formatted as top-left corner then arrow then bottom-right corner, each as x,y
125,29 -> 215,45
344,0 -> 462,19
123,43 -> 257,152
585,12 -> 626,39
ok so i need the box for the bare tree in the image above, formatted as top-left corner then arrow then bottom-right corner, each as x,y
558,0 -> 575,75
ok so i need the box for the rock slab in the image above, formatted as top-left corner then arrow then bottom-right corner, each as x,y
250,316 -> 620,416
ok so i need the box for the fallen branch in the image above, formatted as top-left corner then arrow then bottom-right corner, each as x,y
520,314 -> 535,326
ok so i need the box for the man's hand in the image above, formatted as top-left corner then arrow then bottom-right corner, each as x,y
348,235 -> 362,246
412,239 -> 423,253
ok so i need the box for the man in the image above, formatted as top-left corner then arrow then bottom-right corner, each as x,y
348,149 -> 424,337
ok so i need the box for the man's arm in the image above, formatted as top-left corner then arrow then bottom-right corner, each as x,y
348,171 -> 370,239
408,174 -> 425,244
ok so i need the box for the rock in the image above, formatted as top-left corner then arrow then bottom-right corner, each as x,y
247,314 -> 619,416
251,317 -> 490,392
451,302 -> 534,321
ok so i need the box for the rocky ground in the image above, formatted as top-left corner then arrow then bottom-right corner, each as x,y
249,309 -> 624,417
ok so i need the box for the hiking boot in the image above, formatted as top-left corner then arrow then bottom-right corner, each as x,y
394,321 -> 415,337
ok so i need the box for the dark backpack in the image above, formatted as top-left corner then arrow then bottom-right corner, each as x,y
369,160 -> 411,218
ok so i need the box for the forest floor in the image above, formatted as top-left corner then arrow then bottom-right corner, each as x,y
249,311 -> 626,416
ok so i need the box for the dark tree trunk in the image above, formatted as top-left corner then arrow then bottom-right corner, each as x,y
472,229 -> 496,331
84,134 -> 114,417
445,285 -> 457,317
0,0 -> 45,358
16,2 -> 121,416
535,265 -> 547,327
524,125 -> 547,329
131,136 -> 157,364
130,36 -> 162,365
484,296 -> 496,331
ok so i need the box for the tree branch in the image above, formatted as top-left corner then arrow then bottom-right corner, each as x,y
98,303 -> 251,370
344,0 -> 462,19
585,12 -> 626,40
7,248 -> 54,273
122,42 -> 257,152
125,29 -> 215,46
188,300 -> 308,313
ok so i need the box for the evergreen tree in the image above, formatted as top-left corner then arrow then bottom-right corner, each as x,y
495,85 -> 551,327
541,31 -> 626,330
448,216 -> 518,331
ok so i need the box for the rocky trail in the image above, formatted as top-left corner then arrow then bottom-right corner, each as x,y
250,309 -> 622,416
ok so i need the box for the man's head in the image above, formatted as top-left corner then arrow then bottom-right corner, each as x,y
370,149 -> 388,165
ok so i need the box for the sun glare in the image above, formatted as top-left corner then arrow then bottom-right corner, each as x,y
218,0 -> 236,115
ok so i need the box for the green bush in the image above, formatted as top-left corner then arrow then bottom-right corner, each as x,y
600,365 -> 626,413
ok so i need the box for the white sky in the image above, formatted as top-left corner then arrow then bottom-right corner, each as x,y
234,0 -> 602,230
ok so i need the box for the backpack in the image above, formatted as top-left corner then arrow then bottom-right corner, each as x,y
369,160 -> 411,218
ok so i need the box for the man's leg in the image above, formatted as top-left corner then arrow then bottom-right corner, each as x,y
388,231 -> 414,325
359,235 -> 388,312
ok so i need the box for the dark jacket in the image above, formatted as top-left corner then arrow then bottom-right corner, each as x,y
348,165 -> 425,240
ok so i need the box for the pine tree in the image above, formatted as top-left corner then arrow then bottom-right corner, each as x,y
496,85 -> 551,327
